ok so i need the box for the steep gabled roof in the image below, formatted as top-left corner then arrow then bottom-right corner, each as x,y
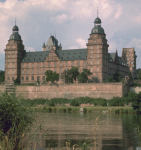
21,51 -> 50,63
56,48 -> 87,61
21,48 -> 87,63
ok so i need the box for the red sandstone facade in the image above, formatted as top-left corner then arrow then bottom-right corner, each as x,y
4,15 -> 137,85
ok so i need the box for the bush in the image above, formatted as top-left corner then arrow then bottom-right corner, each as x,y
48,100 -> 55,107
108,97 -> 124,106
68,107 -> 72,112
70,99 -> 80,106
0,91 -> 36,149
83,108 -> 87,113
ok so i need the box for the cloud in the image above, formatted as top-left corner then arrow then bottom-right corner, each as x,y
25,46 -> 36,52
50,14 -> 68,24
75,38 -> 87,48
126,38 -> 141,49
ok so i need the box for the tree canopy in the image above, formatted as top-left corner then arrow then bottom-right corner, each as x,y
45,70 -> 59,83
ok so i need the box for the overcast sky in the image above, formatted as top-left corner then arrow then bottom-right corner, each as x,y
0,0 -> 141,70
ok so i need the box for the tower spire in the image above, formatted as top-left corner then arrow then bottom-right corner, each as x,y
15,16 -> 16,25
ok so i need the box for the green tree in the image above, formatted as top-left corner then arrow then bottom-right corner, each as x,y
77,68 -> 92,83
13,78 -> 20,85
69,67 -> 80,83
45,70 -> 59,83
45,70 -> 53,82
138,69 -> 141,79
113,68 -> 122,82
0,71 -> 5,82
61,69 -> 73,83
51,72 -> 59,83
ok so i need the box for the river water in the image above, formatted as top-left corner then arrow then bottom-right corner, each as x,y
30,112 -> 141,150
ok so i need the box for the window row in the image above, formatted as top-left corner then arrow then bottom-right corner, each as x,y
21,61 -> 87,68
21,76 -> 45,81
6,76 -> 46,81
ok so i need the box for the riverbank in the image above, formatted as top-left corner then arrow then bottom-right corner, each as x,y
29,106 -> 134,114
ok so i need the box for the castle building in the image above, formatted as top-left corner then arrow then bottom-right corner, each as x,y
4,14 -> 137,84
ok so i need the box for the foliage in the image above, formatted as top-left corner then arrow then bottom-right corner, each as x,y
48,100 -> 55,107
108,97 -> 124,106
61,69 -> 73,83
77,69 -> 92,83
51,71 -> 59,83
113,68 -> 122,82
0,91 -> 36,150
134,80 -> 141,87
137,68 -> 141,79
105,76 -> 115,82
70,99 -> 80,106
77,72 -> 88,83
37,79 -> 40,85
132,92 -> 141,113
13,78 -> 20,85
69,67 -> 80,83
0,71 -> 5,82
45,70 -> 59,83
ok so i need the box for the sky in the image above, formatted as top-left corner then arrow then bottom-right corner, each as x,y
0,0 -> 141,70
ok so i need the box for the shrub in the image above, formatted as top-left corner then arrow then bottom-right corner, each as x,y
108,97 -> 124,106
70,99 -> 80,106
68,107 -> 72,112
83,108 -> 87,113
48,100 -> 55,107
0,91 -> 36,149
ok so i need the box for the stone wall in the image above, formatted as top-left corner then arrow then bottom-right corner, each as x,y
14,83 -> 127,100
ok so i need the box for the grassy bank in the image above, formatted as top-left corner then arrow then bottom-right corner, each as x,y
30,106 -> 134,114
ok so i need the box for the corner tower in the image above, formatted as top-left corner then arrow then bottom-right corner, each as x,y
86,12 -> 109,82
121,48 -> 137,78
4,22 -> 25,84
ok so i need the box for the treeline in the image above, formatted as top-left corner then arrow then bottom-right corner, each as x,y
21,91 -> 141,113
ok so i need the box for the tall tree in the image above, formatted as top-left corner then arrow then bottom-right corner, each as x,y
69,67 -> 80,83
113,68 -> 122,82
61,69 -> 73,83
77,68 -> 92,83
45,70 -> 59,83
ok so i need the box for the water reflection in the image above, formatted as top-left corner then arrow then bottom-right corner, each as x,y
30,112 -> 141,150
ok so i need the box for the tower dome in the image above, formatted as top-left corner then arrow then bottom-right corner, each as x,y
9,23 -> 22,41
94,17 -> 101,24
91,11 -> 105,34
12,25 -> 19,31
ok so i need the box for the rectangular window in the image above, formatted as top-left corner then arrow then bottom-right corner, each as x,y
27,70 -> 28,74
60,62 -> 62,66
22,64 -> 24,67
78,61 -> 80,66
32,63 -> 34,67
60,69 -> 62,73
26,76 -> 28,80
54,68 -> 56,72
72,61 -> 74,66
27,63 -> 29,68
48,62 -> 50,67
66,61 -> 68,66
42,76 -> 45,81
37,70 -> 39,74
90,61 -> 93,65
37,63 -> 39,67
43,70 -> 45,73
43,63 -> 45,67
32,76 -> 34,80
7,77 -> 10,80
37,76 -> 40,80
12,70 -> 14,74
54,62 -> 56,67
12,77 -> 14,80
22,77 -> 24,80
32,70 -> 34,74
